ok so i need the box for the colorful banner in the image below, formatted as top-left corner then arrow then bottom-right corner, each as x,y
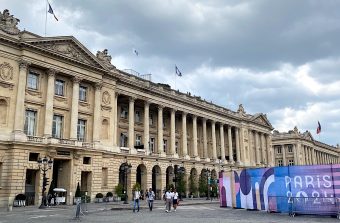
219,164 -> 340,214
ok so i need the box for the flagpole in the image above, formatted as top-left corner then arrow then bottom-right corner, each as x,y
44,0 -> 48,36
175,65 -> 177,90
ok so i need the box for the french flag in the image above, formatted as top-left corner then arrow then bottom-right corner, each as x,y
316,121 -> 321,134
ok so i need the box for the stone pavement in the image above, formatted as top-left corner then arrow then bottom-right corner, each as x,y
0,198 -> 219,214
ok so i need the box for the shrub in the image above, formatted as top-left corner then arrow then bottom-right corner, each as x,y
115,183 -> 124,197
106,192 -> 113,197
95,193 -> 104,198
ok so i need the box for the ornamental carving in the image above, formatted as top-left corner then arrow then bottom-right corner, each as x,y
0,9 -> 20,35
102,91 -> 111,105
0,62 -> 13,81
96,49 -> 115,69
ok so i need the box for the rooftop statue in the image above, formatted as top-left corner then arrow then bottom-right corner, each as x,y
96,49 -> 115,69
0,9 -> 20,35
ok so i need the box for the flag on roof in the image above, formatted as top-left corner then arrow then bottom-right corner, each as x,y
175,65 -> 182,76
316,121 -> 321,134
133,48 -> 139,56
48,2 -> 58,21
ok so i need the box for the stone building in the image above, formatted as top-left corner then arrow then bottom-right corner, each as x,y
0,10 -> 274,207
272,127 -> 340,167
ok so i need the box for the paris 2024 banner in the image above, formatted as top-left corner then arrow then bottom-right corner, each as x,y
219,164 -> 340,213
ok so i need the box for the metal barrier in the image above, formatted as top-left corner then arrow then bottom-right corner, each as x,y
268,196 -> 340,219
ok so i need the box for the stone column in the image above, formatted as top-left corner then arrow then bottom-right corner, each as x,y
182,112 -> 188,159
312,148 -> 316,164
128,97 -> 135,149
254,131 -> 260,165
293,144 -> 298,165
192,115 -> 198,158
70,76 -> 81,140
202,118 -> 208,159
157,105 -> 164,155
248,130 -> 255,166
92,82 -> 102,142
13,60 -> 29,138
228,126 -> 233,163
261,133 -> 266,165
170,108 -> 176,156
239,127 -> 245,164
112,92 -> 118,146
43,69 -> 56,137
296,143 -> 301,165
235,127 -> 240,164
282,145 -> 287,166
211,121 -> 217,160
220,123 -> 226,162
266,134 -> 272,166
144,101 -> 150,153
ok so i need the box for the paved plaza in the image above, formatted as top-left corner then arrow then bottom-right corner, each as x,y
0,201 -> 338,223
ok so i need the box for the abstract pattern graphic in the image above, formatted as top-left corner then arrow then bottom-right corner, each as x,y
219,164 -> 340,213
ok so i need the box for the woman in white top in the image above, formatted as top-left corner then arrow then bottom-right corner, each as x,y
173,188 -> 179,211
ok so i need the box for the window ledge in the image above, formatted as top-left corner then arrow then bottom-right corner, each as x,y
54,95 -> 67,102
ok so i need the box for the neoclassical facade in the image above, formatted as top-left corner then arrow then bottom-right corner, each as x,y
0,10 -> 274,207
272,127 -> 340,167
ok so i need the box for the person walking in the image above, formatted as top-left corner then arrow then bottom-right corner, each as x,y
147,188 -> 155,211
173,188 -> 179,212
165,188 -> 174,213
133,189 -> 141,212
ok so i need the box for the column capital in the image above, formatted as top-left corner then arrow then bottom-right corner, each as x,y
158,105 -> 164,110
192,115 -> 197,120
72,76 -> 82,83
47,68 -> 57,77
18,59 -> 30,70
171,108 -> 177,113
95,81 -> 103,90
129,96 -> 137,103
202,117 -> 207,122
144,100 -> 151,106
182,111 -> 187,116
211,120 -> 216,125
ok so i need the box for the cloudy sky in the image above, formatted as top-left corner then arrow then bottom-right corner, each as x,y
2,0 -> 340,146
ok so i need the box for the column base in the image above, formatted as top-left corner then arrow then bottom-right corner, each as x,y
172,153 -> 179,159
183,155 -> 190,160
194,156 -> 201,161
11,130 -> 27,142
158,152 -> 167,158
205,158 -> 211,162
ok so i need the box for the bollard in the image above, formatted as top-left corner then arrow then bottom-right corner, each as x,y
7,204 -> 12,212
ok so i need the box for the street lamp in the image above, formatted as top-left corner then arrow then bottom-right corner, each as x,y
37,157 -> 53,209
121,162 -> 132,204
205,168 -> 211,200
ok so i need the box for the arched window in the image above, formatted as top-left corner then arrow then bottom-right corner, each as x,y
101,119 -> 109,140
0,99 -> 8,125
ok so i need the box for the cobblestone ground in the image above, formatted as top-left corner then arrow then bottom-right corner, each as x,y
0,203 -> 339,223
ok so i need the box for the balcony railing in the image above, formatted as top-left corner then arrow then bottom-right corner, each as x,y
82,142 -> 94,149
58,138 -> 76,145
27,136 -> 43,143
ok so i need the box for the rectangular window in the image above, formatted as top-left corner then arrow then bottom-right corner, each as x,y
120,106 -> 128,119
288,159 -> 294,166
55,79 -> 65,96
24,110 -> 37,136
52,115 -> 63,138
135,135 -> 142,146
135,110 -> 141,123
163,118 -> 166,129
120,133 -> 128,147
288,145 -> 293,153
149,114 -> 153,126
83,157 -> 91,164
79,86 -> 87,102
278,159 -> 283,166
102,168 -> 108,187
29,153 -> 39,162
77,119 -> 86,141
163,139 -> 167,153
27,71 -> 38,90
150,137 -> 155,153
175,141 -> 179,154
277,146 -> 282,154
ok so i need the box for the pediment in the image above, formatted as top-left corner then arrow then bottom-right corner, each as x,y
251,114 -> 273,129
23,36 -> 108,70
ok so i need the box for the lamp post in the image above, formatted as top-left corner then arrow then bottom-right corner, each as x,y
37,157 -> 53,209
122,162 -> 132,204
205,168 -> 211,200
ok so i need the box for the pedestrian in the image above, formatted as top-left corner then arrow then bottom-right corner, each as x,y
173,188 -> 179,212
165,188 -> 174,213
147,188 -> 155,211
133,188 -> 141,212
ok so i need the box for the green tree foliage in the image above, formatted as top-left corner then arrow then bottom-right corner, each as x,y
189,173 -> 198,196
199,173 -> 208,197
114,183 -> 124,197
177,172 -> 187,197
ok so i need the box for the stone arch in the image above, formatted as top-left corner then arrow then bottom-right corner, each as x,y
0,99 -> 8,125
101,118 -> 109,140
136,164 -> 147,192
166,166 -> 174,190
152,165 -> 162,199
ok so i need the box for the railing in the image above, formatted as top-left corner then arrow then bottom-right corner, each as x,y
123,69 -> 152,81
120,147 -> 130,154
82,142 -> 94,149
58,139 -> 76,145
27,136 -> 43,143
